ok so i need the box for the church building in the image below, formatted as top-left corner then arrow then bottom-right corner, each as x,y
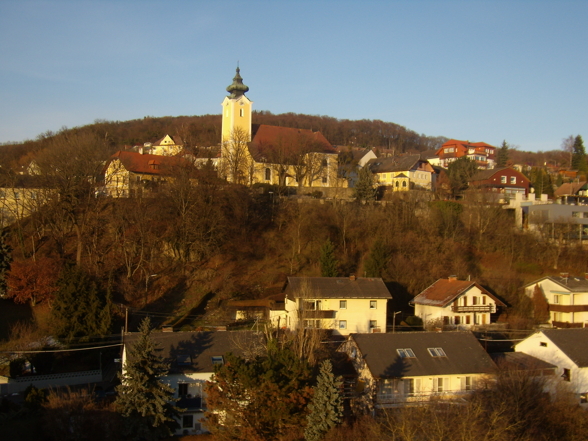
219,68 -> 346,189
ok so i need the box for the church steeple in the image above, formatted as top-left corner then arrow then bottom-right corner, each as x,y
221,66 -> 253,146
226,67 -> 249,98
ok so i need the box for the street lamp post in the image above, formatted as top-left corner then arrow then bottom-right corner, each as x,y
393,311 -> 401,333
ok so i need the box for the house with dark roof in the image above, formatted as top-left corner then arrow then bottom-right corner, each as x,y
469,166 -> 530,197
122,330 -> 263,436
515,328 -> 588,405
524,275 -> 588,327
284,276 -> 392,335
338,331 -> 496,410
366,154 -> 435,191
410,276 -> 506,328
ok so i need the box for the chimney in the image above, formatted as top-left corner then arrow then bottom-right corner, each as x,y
448,275 -> 457,282
349,274 -> 356,281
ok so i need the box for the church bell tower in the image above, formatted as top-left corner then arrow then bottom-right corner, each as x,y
221,67 -> 252,144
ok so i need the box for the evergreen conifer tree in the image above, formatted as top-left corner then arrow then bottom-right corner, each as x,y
496,140 -> 509,167
572,135 -> 588,173
364,239 -> 390,278
353,166 -> 376,202
305,359 -> 343,441
116,318 -> 180,441
0,229 -> 12,298
50,265 -> 112,343
319,239 -> 339,277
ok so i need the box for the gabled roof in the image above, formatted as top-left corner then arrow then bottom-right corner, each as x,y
367,155 -> 425,174
554,181 -> 588,197
249,124 -> 336,162
123,330 -> 263,374
412,278 -> 505,307
470,167 -> 530,183
349,331 -> 496,378
108,151 -> 188,175
539,328 -> 588,368
285,277 -> 392,300
152,134 -> 183,146
524,275 -> 588,293
490,352 -> 557,373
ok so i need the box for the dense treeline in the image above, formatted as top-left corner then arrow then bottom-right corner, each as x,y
0,111 -> 447,170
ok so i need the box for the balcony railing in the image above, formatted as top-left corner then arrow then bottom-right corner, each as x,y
299,310 -> 336,319
451,305 -> 494,313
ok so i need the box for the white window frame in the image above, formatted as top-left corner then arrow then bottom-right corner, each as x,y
370,300 -> 377,309
339,320 -> 347,330
339,300 -> 347,309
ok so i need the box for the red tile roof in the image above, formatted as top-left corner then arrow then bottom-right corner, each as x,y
108,151 -> 189,175
249,124 -> 336,162
412,278 -> 505,307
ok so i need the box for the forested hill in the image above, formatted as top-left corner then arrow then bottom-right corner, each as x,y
0,111 -> 448,170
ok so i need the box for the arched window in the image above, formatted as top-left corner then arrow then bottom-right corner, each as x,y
395,181 -> 399,187
265,168 -> 271,181
402,181 -> 407,188
240,109 -> 244,117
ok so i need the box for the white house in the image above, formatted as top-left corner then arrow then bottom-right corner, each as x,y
515,328 -> 588,405
338,331 -> 496,411
284,276 -> 392,335
122,330 -> 262,436
410,276 -> 505,328
524,275 -> 588,327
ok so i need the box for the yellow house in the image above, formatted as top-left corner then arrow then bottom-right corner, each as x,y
220,67 -> 346,189
367,154 -> 435,191
147,135 -> 183,156
103,151 -> 191,197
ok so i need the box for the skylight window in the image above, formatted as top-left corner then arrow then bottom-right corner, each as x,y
428,348 -> 446,357
211,356 -> 224,366
397,348 -> 416,358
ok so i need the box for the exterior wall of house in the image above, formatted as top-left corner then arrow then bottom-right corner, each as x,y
0,187 -> 49,227
375,172 -> 410,191
151,135 -> 182,156
104,159 -> 130,197
414,286 -> 497,328
285,297 -> 387,335
525,279 -> 588,325
160,372 -> 211,436
515,333 -> 585,399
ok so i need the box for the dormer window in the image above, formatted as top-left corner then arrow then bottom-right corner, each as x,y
428,348 -> 446,357
212,356 -> 224,366
397,348 -> 415,358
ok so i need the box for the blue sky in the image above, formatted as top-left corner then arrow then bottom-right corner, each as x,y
1,0 -> 586,152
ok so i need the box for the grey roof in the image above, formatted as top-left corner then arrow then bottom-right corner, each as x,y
367,155 -> 422,173
525,276 -> 588,293
286,277 -> 392,300
490,352 -> 557,372
350,331 -> 496,378
541,328 -> 588,368
123,330 -> 263,374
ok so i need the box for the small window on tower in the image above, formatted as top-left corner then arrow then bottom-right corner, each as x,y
240,109 -> 244,117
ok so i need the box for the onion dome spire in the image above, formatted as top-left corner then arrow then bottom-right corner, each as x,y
226,66 -> 249,98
